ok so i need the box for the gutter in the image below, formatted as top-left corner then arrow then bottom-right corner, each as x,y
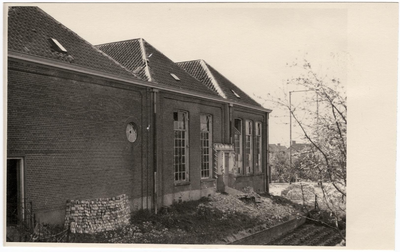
8,51 -> 272,113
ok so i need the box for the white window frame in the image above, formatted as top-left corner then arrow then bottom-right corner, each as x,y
200,114 -> 212,179
245,120 -> 253,174
255,122 -> 262,173
234,119 -> 243,175
174,111 -> 189,182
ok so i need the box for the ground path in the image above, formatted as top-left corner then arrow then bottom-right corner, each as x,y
264,223 -> 343,246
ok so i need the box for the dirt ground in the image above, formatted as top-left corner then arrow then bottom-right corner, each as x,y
269,183 -> 291,196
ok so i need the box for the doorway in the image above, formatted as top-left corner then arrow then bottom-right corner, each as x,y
7,158 -> 24,226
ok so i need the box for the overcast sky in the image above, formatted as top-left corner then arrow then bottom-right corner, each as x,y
35,3 -> 348,146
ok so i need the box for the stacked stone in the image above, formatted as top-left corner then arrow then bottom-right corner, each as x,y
64,194 -> 130,234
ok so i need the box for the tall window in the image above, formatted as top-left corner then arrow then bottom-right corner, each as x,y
200,114 -> 212,179
245,120 -> 253,174
174,111 -> 189,182
255,122 -> 262,173
234,119 -> 243,174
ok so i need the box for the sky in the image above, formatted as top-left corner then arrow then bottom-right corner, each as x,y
35,3 -> 348,146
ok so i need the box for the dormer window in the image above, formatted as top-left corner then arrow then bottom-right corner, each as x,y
49,38 -> 67,53
231,89 -> 240,98
170,73 -> 180,81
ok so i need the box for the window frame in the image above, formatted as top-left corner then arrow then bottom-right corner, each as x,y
245,120 -> 254,175
255,121 -> 263,174
173,111 -> 190,183
233,118 -> 243,175
200,114 -> 213,179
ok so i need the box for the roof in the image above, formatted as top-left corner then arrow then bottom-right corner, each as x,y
177,59 -> 262,107
8,6 -> 138,80
269,144 -> 288,153
289,143 -> 312,152
96,39 -> 219,97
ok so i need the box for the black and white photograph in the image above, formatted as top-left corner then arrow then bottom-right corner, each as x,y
3,2 -> 398,250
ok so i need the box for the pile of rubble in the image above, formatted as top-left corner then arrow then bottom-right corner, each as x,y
64,194 -> 130,234
208,187 -> 298,223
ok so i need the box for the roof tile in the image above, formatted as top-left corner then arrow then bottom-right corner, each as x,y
96,39 -> 219,97
177,60 -> 262,107
8,6 -> 139,80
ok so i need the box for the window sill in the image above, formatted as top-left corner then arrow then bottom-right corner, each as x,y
200,178 -> 216,183
236,172 -> 264,178
174,181 -> 191,187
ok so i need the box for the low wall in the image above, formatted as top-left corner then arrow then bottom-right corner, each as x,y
229,216 -> 306,245
64,194 -> 130,234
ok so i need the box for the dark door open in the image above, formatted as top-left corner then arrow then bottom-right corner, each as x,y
7,159 -> 21,226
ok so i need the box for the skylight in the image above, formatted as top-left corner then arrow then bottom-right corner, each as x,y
170,73 -> 180,81
49,38 -> 67,53
231,89 -> 241,98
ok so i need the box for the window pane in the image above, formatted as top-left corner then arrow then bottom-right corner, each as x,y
245,120 -> 253,174
174,111 -> 189,181
201,115 -> 212,178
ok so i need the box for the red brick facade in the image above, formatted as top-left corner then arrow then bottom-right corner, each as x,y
8,59 -> 153,223
7,58 -> 269,224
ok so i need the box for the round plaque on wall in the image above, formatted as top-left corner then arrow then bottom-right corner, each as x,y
126,122 -> 138,143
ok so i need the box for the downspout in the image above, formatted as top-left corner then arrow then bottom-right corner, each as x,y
265,112 -> 270,194
224,103 -> 230,143
152,89 -> 159,214
229,103 -> 233,144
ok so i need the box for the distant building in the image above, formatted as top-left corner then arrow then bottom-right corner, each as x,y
289,140 -> 312,154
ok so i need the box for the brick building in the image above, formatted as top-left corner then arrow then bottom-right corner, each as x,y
7,6 -> 271,226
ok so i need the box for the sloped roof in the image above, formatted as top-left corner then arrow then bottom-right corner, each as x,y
8,6 -> 138,80
96,39 -> 219,97
269,144 -> 288,153
177,59 -> 262,107
290,143 -> 312,153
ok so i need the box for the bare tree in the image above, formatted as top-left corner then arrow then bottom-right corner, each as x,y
260,58 -> 346,228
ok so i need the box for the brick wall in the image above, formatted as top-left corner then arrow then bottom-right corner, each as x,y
231,108 -> 267,193
158,94 -> 225,204
7,60 -> 151,223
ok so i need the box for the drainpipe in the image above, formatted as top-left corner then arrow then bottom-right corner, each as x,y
229,103 -> 233,144
265,112 -> 270,194
152,89 -> 159,214
224,103 -> 230,143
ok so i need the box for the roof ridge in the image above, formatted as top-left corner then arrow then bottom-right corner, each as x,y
198,59 -> 227,99
176,59 -> 202,64
138,38 -> 152,81
95,38 -> 143,48
204,62 -> 262,107
176,59 -> 221,96
142,39 -> 213,85
31,7 -> 139,79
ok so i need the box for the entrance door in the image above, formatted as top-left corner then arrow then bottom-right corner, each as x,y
7,158 -> 24,226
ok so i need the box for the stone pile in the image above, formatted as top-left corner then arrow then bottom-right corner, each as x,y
64,194 -> 130,234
